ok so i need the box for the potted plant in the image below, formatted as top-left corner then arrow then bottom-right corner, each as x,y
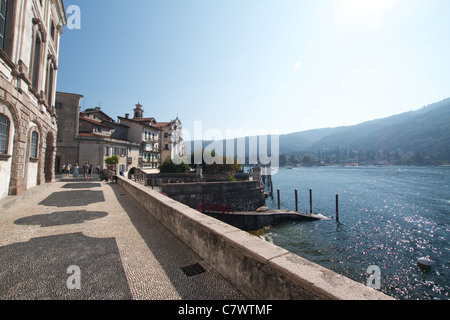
105,155 -> 119,170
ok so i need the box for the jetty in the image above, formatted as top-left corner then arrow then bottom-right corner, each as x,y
200,209 -> 327,231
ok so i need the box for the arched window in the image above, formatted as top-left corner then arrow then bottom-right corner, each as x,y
30,131 -> 39,158
0,113 -> 10,154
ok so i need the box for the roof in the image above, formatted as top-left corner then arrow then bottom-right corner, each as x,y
76,133 -> 140,146
80,109 -> 115,122
77,133 -> 104,138
79,116 -> 113,128
132,118 -> 156,124
153,122 -> 171,128
118,116 -> 162,131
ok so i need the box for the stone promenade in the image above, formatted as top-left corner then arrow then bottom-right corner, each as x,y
0,176 -> 245,300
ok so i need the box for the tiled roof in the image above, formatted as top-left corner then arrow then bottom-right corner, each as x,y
79,116 -> 113,128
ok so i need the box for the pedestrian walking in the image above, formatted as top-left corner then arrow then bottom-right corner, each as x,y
83,162 -> 90,181
73,163 -> 79,180
96,164 -> 100,175
65,163 -> 72,177
88,162 -> 93,180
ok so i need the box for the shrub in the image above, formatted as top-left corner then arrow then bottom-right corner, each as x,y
159,156 -> 190,173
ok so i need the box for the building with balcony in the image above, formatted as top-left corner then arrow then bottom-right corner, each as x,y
118,103 -> 162,172
0,0 -> 66,199
54,92 -> 140,175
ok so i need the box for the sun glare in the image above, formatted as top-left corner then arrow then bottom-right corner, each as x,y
341,0 -> 392,17
339,0 -> 394,29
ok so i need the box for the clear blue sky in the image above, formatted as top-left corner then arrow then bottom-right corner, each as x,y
57,0 -> 450,139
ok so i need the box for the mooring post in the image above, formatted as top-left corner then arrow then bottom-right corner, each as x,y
295,189 -> 298,212
309,189 -> 313,214
336,194 -> 339,222
277,189 -> 281,210
270,182 -> 274,198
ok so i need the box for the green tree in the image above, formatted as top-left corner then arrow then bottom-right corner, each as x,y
159,156 -> 190,173
301,154 -> 313,166
105,155 -> 119,165
189,150 -> 242,173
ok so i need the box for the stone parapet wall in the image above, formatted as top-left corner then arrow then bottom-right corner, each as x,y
161,180 -> 266,212
116,176 -> 394,300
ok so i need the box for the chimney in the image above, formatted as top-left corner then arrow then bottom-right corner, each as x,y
125,113 -> 129,119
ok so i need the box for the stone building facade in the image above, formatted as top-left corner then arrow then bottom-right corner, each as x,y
54,91 -> 82,173
0,0 -> 66,199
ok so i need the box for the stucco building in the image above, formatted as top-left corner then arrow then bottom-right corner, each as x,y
154,117 -> 185,163
118,103 -> 186,171
0,0 -> 66,199
55,92 -> 140,175
118,103 -> 162,172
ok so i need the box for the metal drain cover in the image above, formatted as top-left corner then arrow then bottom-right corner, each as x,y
181,263 -> 206,277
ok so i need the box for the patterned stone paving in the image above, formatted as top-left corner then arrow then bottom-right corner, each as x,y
0,178 -> 245,300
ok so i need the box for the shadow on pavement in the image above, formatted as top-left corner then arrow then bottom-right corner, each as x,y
38,190 -> 105,207
62,183 -> 102,189
15,211 -> 109,227
0,233 -> 132,300
109,182 -> 245,300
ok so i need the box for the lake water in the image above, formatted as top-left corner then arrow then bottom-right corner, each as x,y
260,166 -> 449,300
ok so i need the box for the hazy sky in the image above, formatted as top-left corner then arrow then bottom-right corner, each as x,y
57,0 -> 450,139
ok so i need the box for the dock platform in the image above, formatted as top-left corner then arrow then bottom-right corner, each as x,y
201,210 -> 329,231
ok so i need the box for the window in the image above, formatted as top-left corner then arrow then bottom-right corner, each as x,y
0,113 -> 10,154
30,19 -> 44,92
50,21 -> 56,41
0,0 -> 7,50
31,33 -> 42,90
46,61 -> 55,106
30,131 -> 38,158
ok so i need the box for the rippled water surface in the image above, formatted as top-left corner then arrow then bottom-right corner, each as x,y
262,166 -> 449,300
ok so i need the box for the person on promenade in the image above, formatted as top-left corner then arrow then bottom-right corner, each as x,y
73,163 -> 79,180
66,163 -> 72,177
88,162 -> 93,180
83,162 -> 90,181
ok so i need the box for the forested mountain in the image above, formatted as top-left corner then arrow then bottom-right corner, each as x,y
186,98 -> 450,166
278,98 -> 450,165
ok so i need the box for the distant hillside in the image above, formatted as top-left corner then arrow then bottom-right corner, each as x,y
185,98 -> 450,165
299,99 -> 449,154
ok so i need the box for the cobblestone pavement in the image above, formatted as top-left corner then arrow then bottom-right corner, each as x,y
0,177 -> 245,300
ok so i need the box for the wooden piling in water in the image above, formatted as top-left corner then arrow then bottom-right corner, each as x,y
277,189 -> 281,210
336,194 -> 339,222
270,182 -> 273,198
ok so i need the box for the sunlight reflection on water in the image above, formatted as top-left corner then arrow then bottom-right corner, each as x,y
260,166 -> 449,300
